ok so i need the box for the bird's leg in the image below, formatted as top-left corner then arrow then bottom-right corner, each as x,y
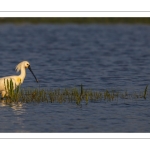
0,95 -> 4,100
1,91 -> 6,100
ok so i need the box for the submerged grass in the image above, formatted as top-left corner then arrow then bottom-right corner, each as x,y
1,82 -> 149,105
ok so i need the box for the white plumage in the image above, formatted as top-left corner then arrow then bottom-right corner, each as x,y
0,61 -> 38,98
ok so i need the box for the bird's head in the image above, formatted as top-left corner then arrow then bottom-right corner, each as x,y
16,61 -> 38,83
24,61 -> 30,68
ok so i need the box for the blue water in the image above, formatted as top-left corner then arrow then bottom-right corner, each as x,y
0,24 -> 150,132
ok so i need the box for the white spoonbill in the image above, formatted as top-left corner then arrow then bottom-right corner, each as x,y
0,61 -> 38,98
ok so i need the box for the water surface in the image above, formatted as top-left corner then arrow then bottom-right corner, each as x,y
0,24 -> 150,132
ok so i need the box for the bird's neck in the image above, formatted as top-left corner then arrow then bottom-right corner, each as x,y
19,67 -> 26,83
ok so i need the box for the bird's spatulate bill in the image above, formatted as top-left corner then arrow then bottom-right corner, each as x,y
28,66 -> 38,83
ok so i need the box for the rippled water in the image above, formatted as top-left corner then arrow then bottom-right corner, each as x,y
0,24 -> 150,132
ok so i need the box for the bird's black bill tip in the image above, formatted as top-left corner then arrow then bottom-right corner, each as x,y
28,65 -> 38,83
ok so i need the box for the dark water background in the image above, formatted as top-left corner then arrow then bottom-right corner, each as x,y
0,24 -> 150,132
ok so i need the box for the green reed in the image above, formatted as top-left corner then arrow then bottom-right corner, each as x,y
0,83 -> 149,105
143,85 -> 148,99
4,79 -> 21,102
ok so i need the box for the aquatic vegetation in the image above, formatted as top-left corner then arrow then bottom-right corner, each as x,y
0,81 -> 149,105
143,85 -> 148,99
1,17 -> 150,24
4,79 -> 20,102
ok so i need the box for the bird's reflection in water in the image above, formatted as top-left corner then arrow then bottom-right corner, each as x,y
0,100 -> 27,132
0,100 -> 25,114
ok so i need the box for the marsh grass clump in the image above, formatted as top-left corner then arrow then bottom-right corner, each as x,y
0,82 -> 149,105
4,79 -> 21,103
143,85 -> 148,99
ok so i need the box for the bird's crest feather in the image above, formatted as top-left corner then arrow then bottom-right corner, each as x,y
15,61 -> 26,72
